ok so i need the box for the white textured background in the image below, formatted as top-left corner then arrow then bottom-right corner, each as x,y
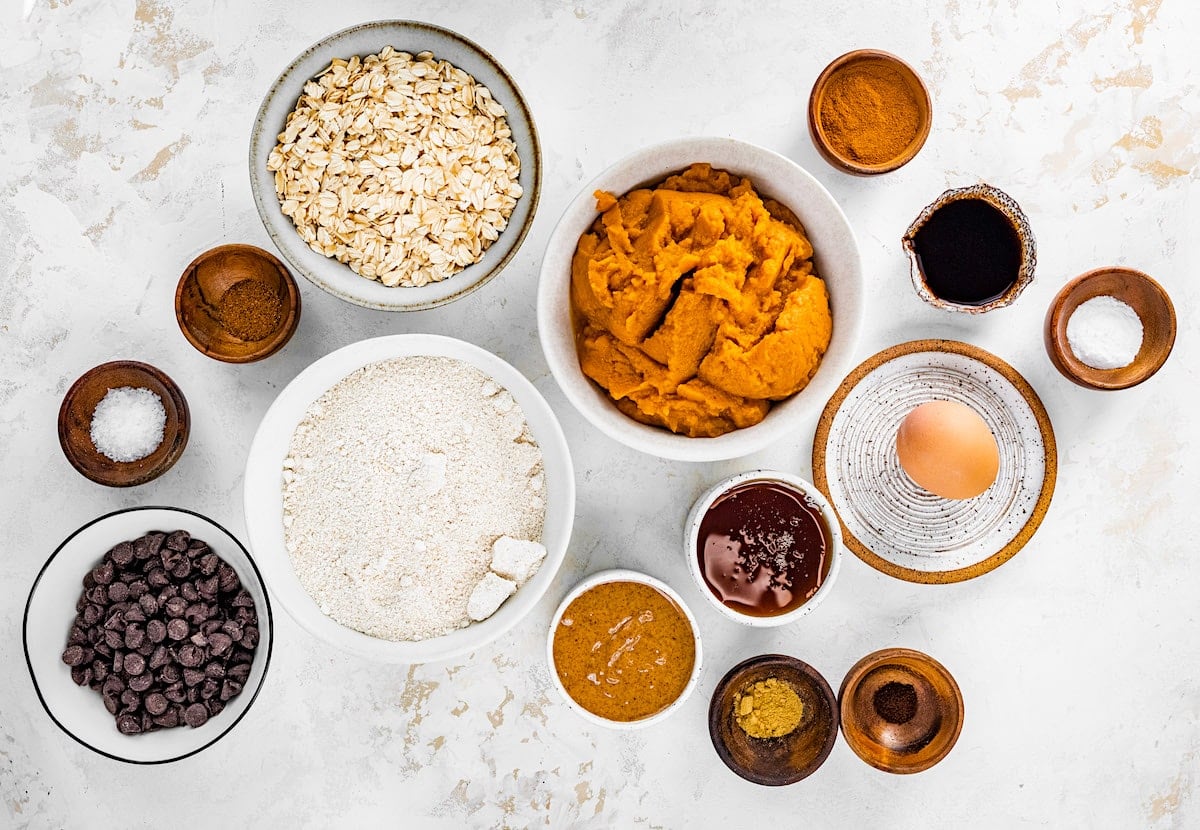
1,0 -> 1196,827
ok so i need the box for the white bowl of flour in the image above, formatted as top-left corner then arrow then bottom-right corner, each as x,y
243,334 -> 574,662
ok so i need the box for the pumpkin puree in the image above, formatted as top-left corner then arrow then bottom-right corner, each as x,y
570,163 -> 833,437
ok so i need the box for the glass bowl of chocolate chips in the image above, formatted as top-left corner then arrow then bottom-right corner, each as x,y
24,506 -> 273,763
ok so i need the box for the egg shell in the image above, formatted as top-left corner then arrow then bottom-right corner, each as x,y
895,400 -> 999,499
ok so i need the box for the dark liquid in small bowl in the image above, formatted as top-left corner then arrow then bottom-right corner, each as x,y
697,481 -> 830,617
912,198 -> 1021,305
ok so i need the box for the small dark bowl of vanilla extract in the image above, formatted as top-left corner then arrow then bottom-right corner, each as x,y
686,471 -> 843,626
902,183 -> 1037,314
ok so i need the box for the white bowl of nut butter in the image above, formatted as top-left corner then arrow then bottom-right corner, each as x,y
546,569 -> 703,729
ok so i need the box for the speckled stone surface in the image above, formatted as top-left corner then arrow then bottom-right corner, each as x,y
1,1 -> 1197,827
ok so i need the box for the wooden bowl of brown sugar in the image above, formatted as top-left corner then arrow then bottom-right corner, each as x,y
839,647 -> 963,774
175,244 -> 301,363
808,49 -> 932,175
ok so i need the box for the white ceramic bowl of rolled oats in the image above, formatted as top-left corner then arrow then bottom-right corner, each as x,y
242,334 -> 574,663
250,21 -> 541,311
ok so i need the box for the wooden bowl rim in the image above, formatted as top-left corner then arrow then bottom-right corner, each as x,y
174,243 -> 301,364
837,647 -> 964,774
57,360 -> 191,487
807,49 -> 933,176
1043,266 -> 1176,390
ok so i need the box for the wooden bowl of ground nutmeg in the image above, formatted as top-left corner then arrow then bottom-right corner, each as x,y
175,244 -> 301,363
708,654 -> 839,785
808,50 -> 932,175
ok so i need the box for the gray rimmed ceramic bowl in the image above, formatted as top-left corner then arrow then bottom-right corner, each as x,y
24,507 -> 273,764
249,20 -> 541,311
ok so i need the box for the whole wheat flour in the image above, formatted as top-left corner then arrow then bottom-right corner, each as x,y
282,356 -> 545,641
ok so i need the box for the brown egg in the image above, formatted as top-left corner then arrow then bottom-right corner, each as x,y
895,400 -> 999,499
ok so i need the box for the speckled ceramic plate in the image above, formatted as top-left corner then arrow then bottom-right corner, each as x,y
813,340 -> 1056,583
249,20 -> 541,311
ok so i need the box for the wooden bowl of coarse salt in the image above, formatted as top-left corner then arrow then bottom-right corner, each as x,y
1044,267 -> 1176,390
58,361 -> 190,487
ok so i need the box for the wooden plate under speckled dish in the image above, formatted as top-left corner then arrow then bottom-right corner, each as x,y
708,654 -> 839,785
813,340 -> 1056,584
249,20 -> 541,311
839,648 -> 963,774
58,361 -> 190,487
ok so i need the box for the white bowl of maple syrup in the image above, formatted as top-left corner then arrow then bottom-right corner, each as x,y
685,470 -> 843,627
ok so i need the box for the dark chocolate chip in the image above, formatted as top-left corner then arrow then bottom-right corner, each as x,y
160,664 -> 181,684
116,714 -> 141,734
106,582 -> 129,603
165,531 -> 190,552
104,629 -> 123,650
180,582 -> 199,602
81,605 -> 102,626
94,642 -> 112,658
124,626 -> 145,650
183,703 -> 208,728
205,699 -> 225,717
198,553 -> 219,576
231,589 -> 254,608
152,709 -> 179,728
128,673 -> 153,693
147,568 -> 169,589
62,645 -> 86,667
219,680 -> 243,702
144,693 -> 168,716
184,603 -> 208,624
166,618 -> 189,641
228,663 -> 251,683
91,660 -> 109,683
204,662 -> 225,680
177,644 -> 204,668
93,560 -> 115,585
164,597 -> 188,618
172,560 -> 192,580
149,645 -> 169,670
147,619 -> 167,643
103,694 -> 119,715
186,686 -> 200,704
183,667 -> 206,687
241,627 -> 260,649
120,689 -> 140,709
110,542 -> 134,566
209,632 -> 234,656
127,580 -> 148,600
200,679 -> 219,700
69,666 -> 92,686
123,653 -> 146,676
217,564 -> 239,593
139,594 -> 159,615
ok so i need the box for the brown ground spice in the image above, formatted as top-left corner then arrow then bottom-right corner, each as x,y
218,279 -> 283,341
819,62 -> 922,166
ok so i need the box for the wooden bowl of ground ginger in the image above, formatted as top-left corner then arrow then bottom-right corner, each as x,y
708,654 -> 839,785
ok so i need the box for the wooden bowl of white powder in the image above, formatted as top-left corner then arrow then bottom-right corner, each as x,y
242,334 -> 574,662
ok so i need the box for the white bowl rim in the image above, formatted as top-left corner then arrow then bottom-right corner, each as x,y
248,18 -> 542,311
242,333 -> 575,663
545,568 -> 704,730
22,505 -> 275,765
536,136 -> 864,462
684,470 -> 843,627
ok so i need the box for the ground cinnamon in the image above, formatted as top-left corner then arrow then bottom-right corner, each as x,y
819,61 -> 922,166
217,279 -> 283,341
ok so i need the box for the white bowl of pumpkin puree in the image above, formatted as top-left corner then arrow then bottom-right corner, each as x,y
547,569 -> 703,729
537,137 -> 864,462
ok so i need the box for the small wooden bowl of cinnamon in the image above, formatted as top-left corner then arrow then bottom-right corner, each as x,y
175,244 -> 301,363
808,50 -> 932,176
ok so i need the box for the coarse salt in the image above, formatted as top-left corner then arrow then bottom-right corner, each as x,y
1066,295 -> 1144,370
89,386 -> 166,463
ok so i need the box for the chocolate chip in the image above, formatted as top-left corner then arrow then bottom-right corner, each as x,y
231,589 -> 254,608
160,664 -> 181,684
107,582 -> 129,603
128,673 -> 153,693
147,567 -> 170,589
180,582 -> 199,602
116,714 -> 141,734
201,620 -> 222,636
183,703 -> 208,728
61,645 -> 86,667
149,645 -> 169,670
206,699 -> 225,717
110,542 -> 134,566
153,709 -> 180,728
241,627 -> 260,649
87,585 -> 108,605
172,560 -> 192,580
186,686 -> 200,704
123,653 -> 146,676
208,632 -> 233,656
166,618 -> 189,641
91,660 -> 109,683
127,580 -> 148,600
103,694 -> 119,715
217,564 -> 239,593
144,693 -> 168,716
228,663 -> 251,683
165,531 -> 190,552
219,680 -> 243,701
204,662 -> 225,680
164,683 -> 187,704
184,603 -> 208,624
139,594 -> 159,615
146,619 -> 167,643
177,644 -> 204,668
120,689 -> 140,709
124,626 -> 145,650
70,666 -> 92,686
198,553 -> 219,576
200,679 -> 219,700
104,629 -> 123,650
93,560 -> 115,585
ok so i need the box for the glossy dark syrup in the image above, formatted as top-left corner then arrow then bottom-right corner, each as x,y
912,197 -> 1022,305
696,481 -> 830,617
